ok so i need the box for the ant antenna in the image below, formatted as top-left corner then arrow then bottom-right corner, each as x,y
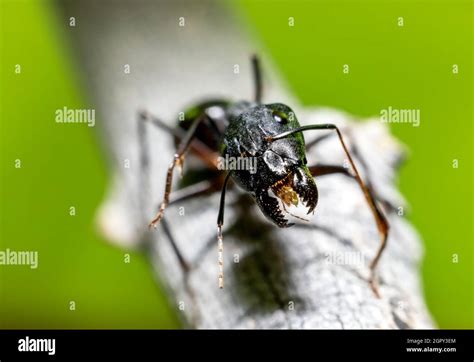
251,54 -> 262,104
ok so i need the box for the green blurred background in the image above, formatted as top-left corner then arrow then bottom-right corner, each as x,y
0,0 -> 472,329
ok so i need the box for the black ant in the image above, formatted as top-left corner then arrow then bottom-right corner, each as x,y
140,55 -> 389,297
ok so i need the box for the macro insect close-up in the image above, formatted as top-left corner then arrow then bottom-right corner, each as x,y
141,55 -> 388,296
2,0 -> 472,353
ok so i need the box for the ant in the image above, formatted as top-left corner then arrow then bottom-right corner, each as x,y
139,55 -> 389,297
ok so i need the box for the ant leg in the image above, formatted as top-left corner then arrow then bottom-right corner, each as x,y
251,54 -> 263,104
148,113 -> 211,229
305,125 -> 354,152
147,113 -> 211,226
305,133 -> 335,152
137,110 -> 152,224
167,177 -> 224,205
268,124 -> 389,297
146,180 -> 221,275
138,110 -> 221,304
139,111 -> 219,223
161,218 -> 191,273
138,111 -> 190,273
156,175 -> 225,270
308,165 -> 389,297
160,217 -> 202,325
139,110 -> 220,170
216,172 -> 232,289
139,110 -> 178,137
309,164 -> 354,177
309,163 -> 392,208
138,111 -> 194,257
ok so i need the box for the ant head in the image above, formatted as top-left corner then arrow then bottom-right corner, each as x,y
223,102 -> 318,227
256,104 -> 318,227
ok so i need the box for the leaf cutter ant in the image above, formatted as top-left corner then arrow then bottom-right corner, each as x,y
139,55 -> 389,297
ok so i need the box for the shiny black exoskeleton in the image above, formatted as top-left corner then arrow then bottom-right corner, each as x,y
178,100 -> 318,227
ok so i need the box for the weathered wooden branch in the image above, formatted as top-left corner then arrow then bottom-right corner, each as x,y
60,0 -> 434,329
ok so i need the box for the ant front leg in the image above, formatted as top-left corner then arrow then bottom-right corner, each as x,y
309,162 -> 387,296
137,110 -> 225,301
148,113 -> 211,229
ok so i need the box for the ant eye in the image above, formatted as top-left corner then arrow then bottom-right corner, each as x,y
272,110 -> 288,124
303,156 -> 307,164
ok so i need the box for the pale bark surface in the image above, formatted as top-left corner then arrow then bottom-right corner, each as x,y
60,0 -> 434,329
